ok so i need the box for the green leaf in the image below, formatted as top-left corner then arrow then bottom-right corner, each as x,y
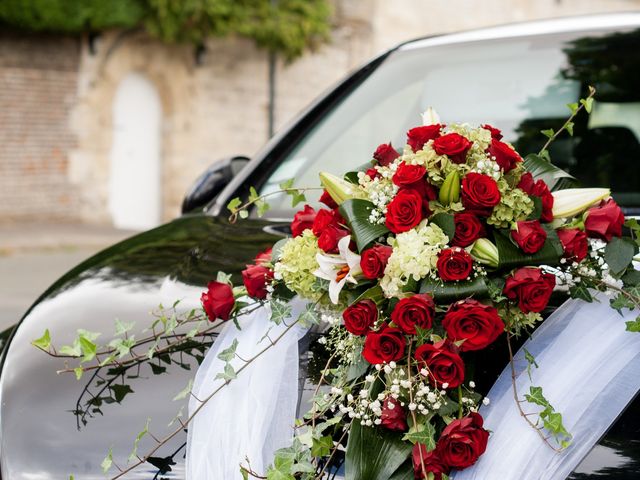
524,348 -> 538,381
622,269 -> 640,287
239,210 -> 249,219
524,386 -> 549,407
101,447 -> 113,473
215,363 -> 237,381
569,284 -> 593,302
610,292 -> 635,314
270,299 -> 292,325
227,197 -> 242,213
580,96 -> 594,114
402,422 -> 435,450
297,304 -> 319,327
523,154 -> 578,191
311,435 -> 333,457
430,213 -> 455,240
79,336 -> 97,363
626,316 -> 640,332
74,367 -> 84,380
494,229 -> 562,270
565,121 -> 574,137
339,199 -> 390,252
567,102 -> 579,114
217,339 -> 239,362
346,420 -> 412,480
419,276 -> 488,303
114,318 -> 135,336
128,418 -> 150,463
31,329 -> 51,350
111,384 -> 134,403
541,128 -> 555,139
173,379 -> 193,401
59,341 -> 82,357
605,237 -> 637,277
279,178 -> 295,190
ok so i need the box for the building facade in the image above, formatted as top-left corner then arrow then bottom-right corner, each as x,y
1,0 -> 639,228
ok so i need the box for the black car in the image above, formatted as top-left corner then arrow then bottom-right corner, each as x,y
2,13 -> 640,479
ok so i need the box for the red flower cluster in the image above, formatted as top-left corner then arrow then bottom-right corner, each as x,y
503,267 -> 556,313
241,248 -> 274,300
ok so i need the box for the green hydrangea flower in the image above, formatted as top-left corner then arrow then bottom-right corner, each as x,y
274,230 -> 323,301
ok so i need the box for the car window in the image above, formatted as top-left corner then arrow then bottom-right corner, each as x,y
568,394 -> 640,478
260,27 -> 640,218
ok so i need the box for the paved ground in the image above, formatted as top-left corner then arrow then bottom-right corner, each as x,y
0,223 -> 134,330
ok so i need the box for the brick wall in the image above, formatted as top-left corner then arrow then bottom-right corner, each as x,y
0,31 -> 80,222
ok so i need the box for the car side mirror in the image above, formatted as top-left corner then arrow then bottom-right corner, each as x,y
181,155 -> 250,214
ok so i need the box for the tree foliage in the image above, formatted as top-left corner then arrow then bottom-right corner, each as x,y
0,0 -> 332,59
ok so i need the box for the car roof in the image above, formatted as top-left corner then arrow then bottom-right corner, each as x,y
398,12 -> 640,51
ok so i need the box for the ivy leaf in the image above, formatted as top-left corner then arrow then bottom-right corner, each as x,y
31,329 -> 51,350
402,422 -> 435,450
128,418 -> 150,463
79,336 -> 97,363
524,386 -> 549,407
114,318 -> 135,336
569,284 -> 593,302
297,304 -> 319,327
150,363 -> 166,375
311,435 -> 333,457
101,447 -> 113,473
605,237 -> 637,277
173,379 -> 194,401
610,292 -> 635,314
270,300 -> 292,325
524,348 -> 538,381
541,128 -> 555,139
580,96 -> 594,114
215,363 -> 237,381
227,197 -> 242,214
74,367 -> 84,380
217,339 -> 239,362
565,121 -> 574,136
567,102 -> 579,114
111,384 -> 134,403
625,316 -> 640,332
279,178 -> 295,190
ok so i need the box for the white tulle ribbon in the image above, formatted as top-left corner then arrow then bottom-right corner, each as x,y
186,298 -> 310,480
453,292 -> 640,480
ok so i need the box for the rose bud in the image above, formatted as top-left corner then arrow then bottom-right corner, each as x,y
439,170 -> 461,205
360,244 -> 393,279
461,173 -> 501,217
503,267 -> 556,313
365,167 -> 380,180
201,281 -> 235,321
241,263 -> 274,300
362,325 -> 406,364
557,228 -> 588,262
482,124 -> 503,140
487,138 -> 522,172
317,225 -> 349,253
407,124 -> 442,152
443,299 -> 504,351
437,247 -> 474,282
342,299 -> 378,336
469,238 -> 499,268
452,213 -> 486,248
412,443 -> 450,480
438,412 -> 489,469
373,142 -> 400,167
414,339 -> 464,388
511,220 -> 547,254
392,162 -> 427,187
380,396 -> 408,431
254,247 -> 272,265
391,293 -> 435,335
385,188 -> 425,234
291,205 -> 316,237
433,132 -> 472,164
584,198 -> 625,241
319,189 -> 338,209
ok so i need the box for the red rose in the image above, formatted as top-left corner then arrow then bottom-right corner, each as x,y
373,142 -> 400,166
385,189 -> 424,234
391,293 -> 435,335
413,444 -> 450,480
452,213 -> 486,247
291,205 -> 316,237
518,173 -> 554,223
380,396 -> 408,431
557,228 -> 588,262
414,340 -> 464,388
433,132 -> 472,164
482,124 -> 503,140
443,299 -> 504,351
360,244 -> 393,279
503,267 -> 556,313
584,198 -> 625,241
511,220 -> 547,254
407,124 -> 442,152
461,173 -> 501,216
362,325 -> 406,364
392,162 -> 427,186
437,247 -> 474,281
437,412 -> 489,469
342,299 -> 378,336
487,138 -> 521,172
312,209 -> 337,236
242,264 -> 273,299
319,189 -> 338,209
201,281 -> 235,321
254,248 -> 272,265
317,225 -> 349,253
406,180 -> 437,217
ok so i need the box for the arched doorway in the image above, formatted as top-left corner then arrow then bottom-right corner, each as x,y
108,72 -> 162,230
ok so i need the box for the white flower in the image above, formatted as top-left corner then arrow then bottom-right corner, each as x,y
314,235 -> 362,304
421,107 -> 441,126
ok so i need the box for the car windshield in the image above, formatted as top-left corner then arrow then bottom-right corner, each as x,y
260,27 -> 640,218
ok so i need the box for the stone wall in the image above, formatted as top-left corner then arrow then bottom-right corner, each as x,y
2,0 -> 640,226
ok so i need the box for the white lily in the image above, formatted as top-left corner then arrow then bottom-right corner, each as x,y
552,188 -> 610,219
314,235 -> 362,304
421,107 -> 441,126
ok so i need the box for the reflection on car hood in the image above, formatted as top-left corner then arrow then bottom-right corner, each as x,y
0,214 -> 278,479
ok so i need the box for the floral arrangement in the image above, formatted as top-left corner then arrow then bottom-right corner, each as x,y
33,92 -> 640,480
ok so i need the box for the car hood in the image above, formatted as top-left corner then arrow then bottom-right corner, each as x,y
0,214 -> 280,479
